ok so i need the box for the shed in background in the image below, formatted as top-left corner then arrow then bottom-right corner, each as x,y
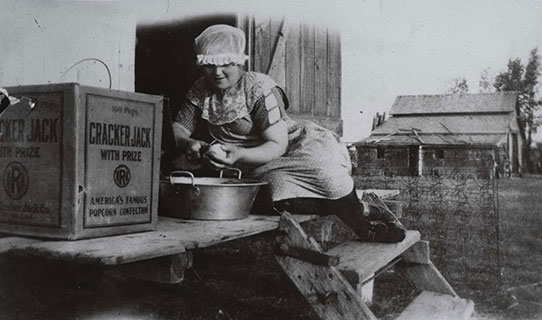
354,92 -> 524,178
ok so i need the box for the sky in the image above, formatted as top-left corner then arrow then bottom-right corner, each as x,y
4,0 -> 540,142
137,0 -> 542,142
338,0 -> 542,142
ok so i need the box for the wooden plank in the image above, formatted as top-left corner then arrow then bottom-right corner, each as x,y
275,212 -> 377,320
396,261 -> 457,296
7,230 -> 188,266
314,26 -> 327,117
401,240 -> 430,264
300,23 -> 315,114
327,30 -> 341,118
235,14 -> 253,71
267,19 -> 287,88
1,215 -> 317,266
285,21 -> 301,113
106,251 -> 193,284
254,18 -> 272,73
325,230 -> 421,282
396,291 -> 474,320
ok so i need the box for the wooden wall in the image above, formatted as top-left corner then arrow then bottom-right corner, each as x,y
241,18 -> 342,134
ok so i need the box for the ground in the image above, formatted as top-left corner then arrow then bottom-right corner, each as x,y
0,177 -> 541,319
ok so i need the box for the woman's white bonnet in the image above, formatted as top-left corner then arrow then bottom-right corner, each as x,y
195,24 -> 249,66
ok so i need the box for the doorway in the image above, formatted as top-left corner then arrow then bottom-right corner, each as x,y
135,14 -> 237,117
135,15 -> 237,174
408,146 -> 419,176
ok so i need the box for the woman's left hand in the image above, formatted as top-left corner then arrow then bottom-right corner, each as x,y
203,143 -> 244,169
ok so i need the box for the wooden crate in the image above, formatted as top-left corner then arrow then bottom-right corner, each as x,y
0,83 -> 163,239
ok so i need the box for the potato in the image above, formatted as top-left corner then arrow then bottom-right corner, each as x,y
207,143 -> 227,158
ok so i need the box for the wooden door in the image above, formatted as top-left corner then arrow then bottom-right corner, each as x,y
238,17 -> 342,135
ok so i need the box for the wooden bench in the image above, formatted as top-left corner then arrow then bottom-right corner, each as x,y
0,214 -> 316,283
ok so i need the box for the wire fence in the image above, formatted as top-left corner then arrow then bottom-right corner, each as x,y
352,147 -> 500,290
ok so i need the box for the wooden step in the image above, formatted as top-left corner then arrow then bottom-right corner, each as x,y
325,230 -> 421,282
396,291 -> 474,320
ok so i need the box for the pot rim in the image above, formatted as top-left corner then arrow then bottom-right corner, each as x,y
168,176 -> 267,187
168,170 -> 267,187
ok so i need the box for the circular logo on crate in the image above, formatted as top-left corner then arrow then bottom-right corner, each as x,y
3,161 -> 29,200
113,164 -> 131,188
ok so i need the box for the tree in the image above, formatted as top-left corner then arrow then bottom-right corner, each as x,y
447,77 -> 469,94
479,68 -> 494,93
494,58 -> 525,92
523,48 -> 541,152
494,48 -> 541,172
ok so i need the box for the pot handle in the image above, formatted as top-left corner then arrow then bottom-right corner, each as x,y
170,171 -> 200,195
219,168 -> 242,179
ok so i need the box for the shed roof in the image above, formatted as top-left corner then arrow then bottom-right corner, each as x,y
356,133 -> 505,146
371,113 -> 516,135
390,92 -> 519,115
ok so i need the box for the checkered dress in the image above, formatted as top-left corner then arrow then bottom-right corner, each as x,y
175,72 -> 353,201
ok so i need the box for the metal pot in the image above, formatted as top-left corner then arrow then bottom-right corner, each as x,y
159,169 -> 266,220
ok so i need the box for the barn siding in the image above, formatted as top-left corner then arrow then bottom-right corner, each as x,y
327,30 -> 341,118
248,17 -> 342,134
299,23 -> 315,114
285,21 -> 302,114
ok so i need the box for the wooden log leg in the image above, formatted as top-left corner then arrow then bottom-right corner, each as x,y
275,212 -> 377,320
106,251 -> 193,284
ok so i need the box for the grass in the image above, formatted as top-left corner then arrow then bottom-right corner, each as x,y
487,177 -> 542,320
0,177 -> 541,319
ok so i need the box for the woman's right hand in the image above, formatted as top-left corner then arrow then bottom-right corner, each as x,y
185,139 -> 209,163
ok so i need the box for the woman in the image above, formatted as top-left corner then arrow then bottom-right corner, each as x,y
172,24 -> 405,243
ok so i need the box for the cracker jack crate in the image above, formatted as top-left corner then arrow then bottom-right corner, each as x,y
0,83 -> 163,240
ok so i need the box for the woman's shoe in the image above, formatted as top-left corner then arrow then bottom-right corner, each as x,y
366,221 -> 406,243
361,192 -> 404,226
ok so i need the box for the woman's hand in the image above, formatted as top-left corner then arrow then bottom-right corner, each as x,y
203,143 -> 244,169
172,122 -> 209,163
204,121 -> 288,169
185,139 -> 209,163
